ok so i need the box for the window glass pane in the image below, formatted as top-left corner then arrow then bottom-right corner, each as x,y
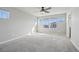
49,17 -> 64,23
38,18 -> 49,28
0,10 -> 10,19
39,19 -> 49,25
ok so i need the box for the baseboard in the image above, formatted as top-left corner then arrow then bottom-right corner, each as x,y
0,33 -> 28,44
70,39 -> 79,51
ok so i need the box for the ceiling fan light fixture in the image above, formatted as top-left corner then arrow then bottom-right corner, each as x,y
40,7 -> 52,13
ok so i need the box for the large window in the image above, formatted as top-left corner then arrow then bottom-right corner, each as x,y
38,17 -> 65,28
34,14 -> 66,35
0,9 -> 10,19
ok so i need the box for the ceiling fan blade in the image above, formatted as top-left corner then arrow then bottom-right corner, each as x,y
45,7 -> 52,10
44,10 -> 49,13
40,10 -> 43,12
40,7 -> 50,13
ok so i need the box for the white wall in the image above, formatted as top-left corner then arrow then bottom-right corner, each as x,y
0,7 -> 36,42
71,8 -> 79,50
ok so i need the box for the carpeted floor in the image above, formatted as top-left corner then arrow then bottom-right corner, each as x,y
0,33 -> 78,52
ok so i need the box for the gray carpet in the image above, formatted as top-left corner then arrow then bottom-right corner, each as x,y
0,33 -> 78,52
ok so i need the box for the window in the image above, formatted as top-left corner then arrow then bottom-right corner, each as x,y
34,14 -> 66,34
49,17 -> 64,23
38,17 -> 64,28
49,17 -> 64,28
0,9 -> 10,19
39,19 -> 49,25
50,22 -> 57,28
38,19 -> 49,28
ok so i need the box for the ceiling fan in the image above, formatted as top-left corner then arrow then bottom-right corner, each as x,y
40,7 -> 52,13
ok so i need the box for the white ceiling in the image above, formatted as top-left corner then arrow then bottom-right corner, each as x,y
17,7 -> 71,17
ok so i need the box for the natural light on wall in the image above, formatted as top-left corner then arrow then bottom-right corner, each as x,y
0,9 -> 10,19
